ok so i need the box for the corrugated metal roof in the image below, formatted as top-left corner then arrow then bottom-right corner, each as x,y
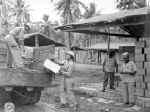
87,42 -> 135,50
73,7 -> 148,25
55,7 -> 149,30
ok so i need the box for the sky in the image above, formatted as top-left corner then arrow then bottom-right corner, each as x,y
25,0 -> 118,22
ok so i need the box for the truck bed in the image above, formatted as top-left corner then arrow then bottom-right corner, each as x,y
0,68 -> 52,87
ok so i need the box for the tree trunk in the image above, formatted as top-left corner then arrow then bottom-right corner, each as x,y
64,0 -> 73,49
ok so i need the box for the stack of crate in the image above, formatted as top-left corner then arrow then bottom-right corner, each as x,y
135,38 -> 150,107
0,41 -> 9,68
135,39 -> 146,97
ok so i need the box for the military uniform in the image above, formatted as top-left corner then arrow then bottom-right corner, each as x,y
120,53 -> 136,104
59,53 -> 76,107
103,55 -> 118,90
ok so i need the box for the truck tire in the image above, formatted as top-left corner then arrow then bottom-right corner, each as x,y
0,88 -> 11,106
11,87 -> 42,105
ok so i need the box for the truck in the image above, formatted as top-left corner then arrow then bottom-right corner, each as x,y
0,32 -> 57,106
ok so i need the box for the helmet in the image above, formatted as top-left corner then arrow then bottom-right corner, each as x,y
122,52 -> 129,60
65,51 -> 75,57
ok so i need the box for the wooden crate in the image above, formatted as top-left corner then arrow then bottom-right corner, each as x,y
145,54 -> 150,61
136,81 -> 143,89
135,55 -> 145,62
145,89 -> 150,98
145,48 -> 150,54
136,68 -> 145,76
135,48 -> 144,54
146,82 -> 150,89
135,88 -> 145,97
144,62 -> 150,69
136,96 -> 150,108
136,76 -> 146,89
145,75 -> 150,82
136,62 -> 144,69
136,75 -> 145,83
136,41 -> 145,48
145,38 -> 150,48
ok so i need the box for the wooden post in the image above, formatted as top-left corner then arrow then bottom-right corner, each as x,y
107,26 -> 111,57
35,35 -> 39,47
34,35 -> 40,62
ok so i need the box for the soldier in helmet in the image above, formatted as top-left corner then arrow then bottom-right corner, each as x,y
59,51 -> 77,108
120,52 -> 136,106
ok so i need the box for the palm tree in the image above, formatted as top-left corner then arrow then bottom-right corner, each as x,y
0,0 -> 13,36
56,0 -> 88,23
0,0 -> 30,37
55,0 -> 88,48
10,0 -> 30,26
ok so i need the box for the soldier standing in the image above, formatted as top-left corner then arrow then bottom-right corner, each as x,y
59,51 -> 77,108
102,51 -> 118,92
120,52 -> 136,105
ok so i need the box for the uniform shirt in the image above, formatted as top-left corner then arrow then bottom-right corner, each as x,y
120,61 -> 136,73
120,61 -> 136,82
62,60 -> 74,78
103,56 -> 117,73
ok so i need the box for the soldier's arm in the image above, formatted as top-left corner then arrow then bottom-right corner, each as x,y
62,66 -> 72,77
115,58 -> 118,73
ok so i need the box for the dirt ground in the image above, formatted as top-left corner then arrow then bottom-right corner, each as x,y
40,64 -> 149,112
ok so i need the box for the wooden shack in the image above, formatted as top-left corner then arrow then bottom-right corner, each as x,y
55,7 -> 150,107
87,42 -> 135,64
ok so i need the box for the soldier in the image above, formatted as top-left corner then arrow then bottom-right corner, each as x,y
102,51 -> 118,92
4,27 -> 25,68
40,14 -> 50,36
120,52 -> 136,105
59,51 -> 77,108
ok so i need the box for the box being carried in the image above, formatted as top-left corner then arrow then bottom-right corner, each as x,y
44,59 -> 61,73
